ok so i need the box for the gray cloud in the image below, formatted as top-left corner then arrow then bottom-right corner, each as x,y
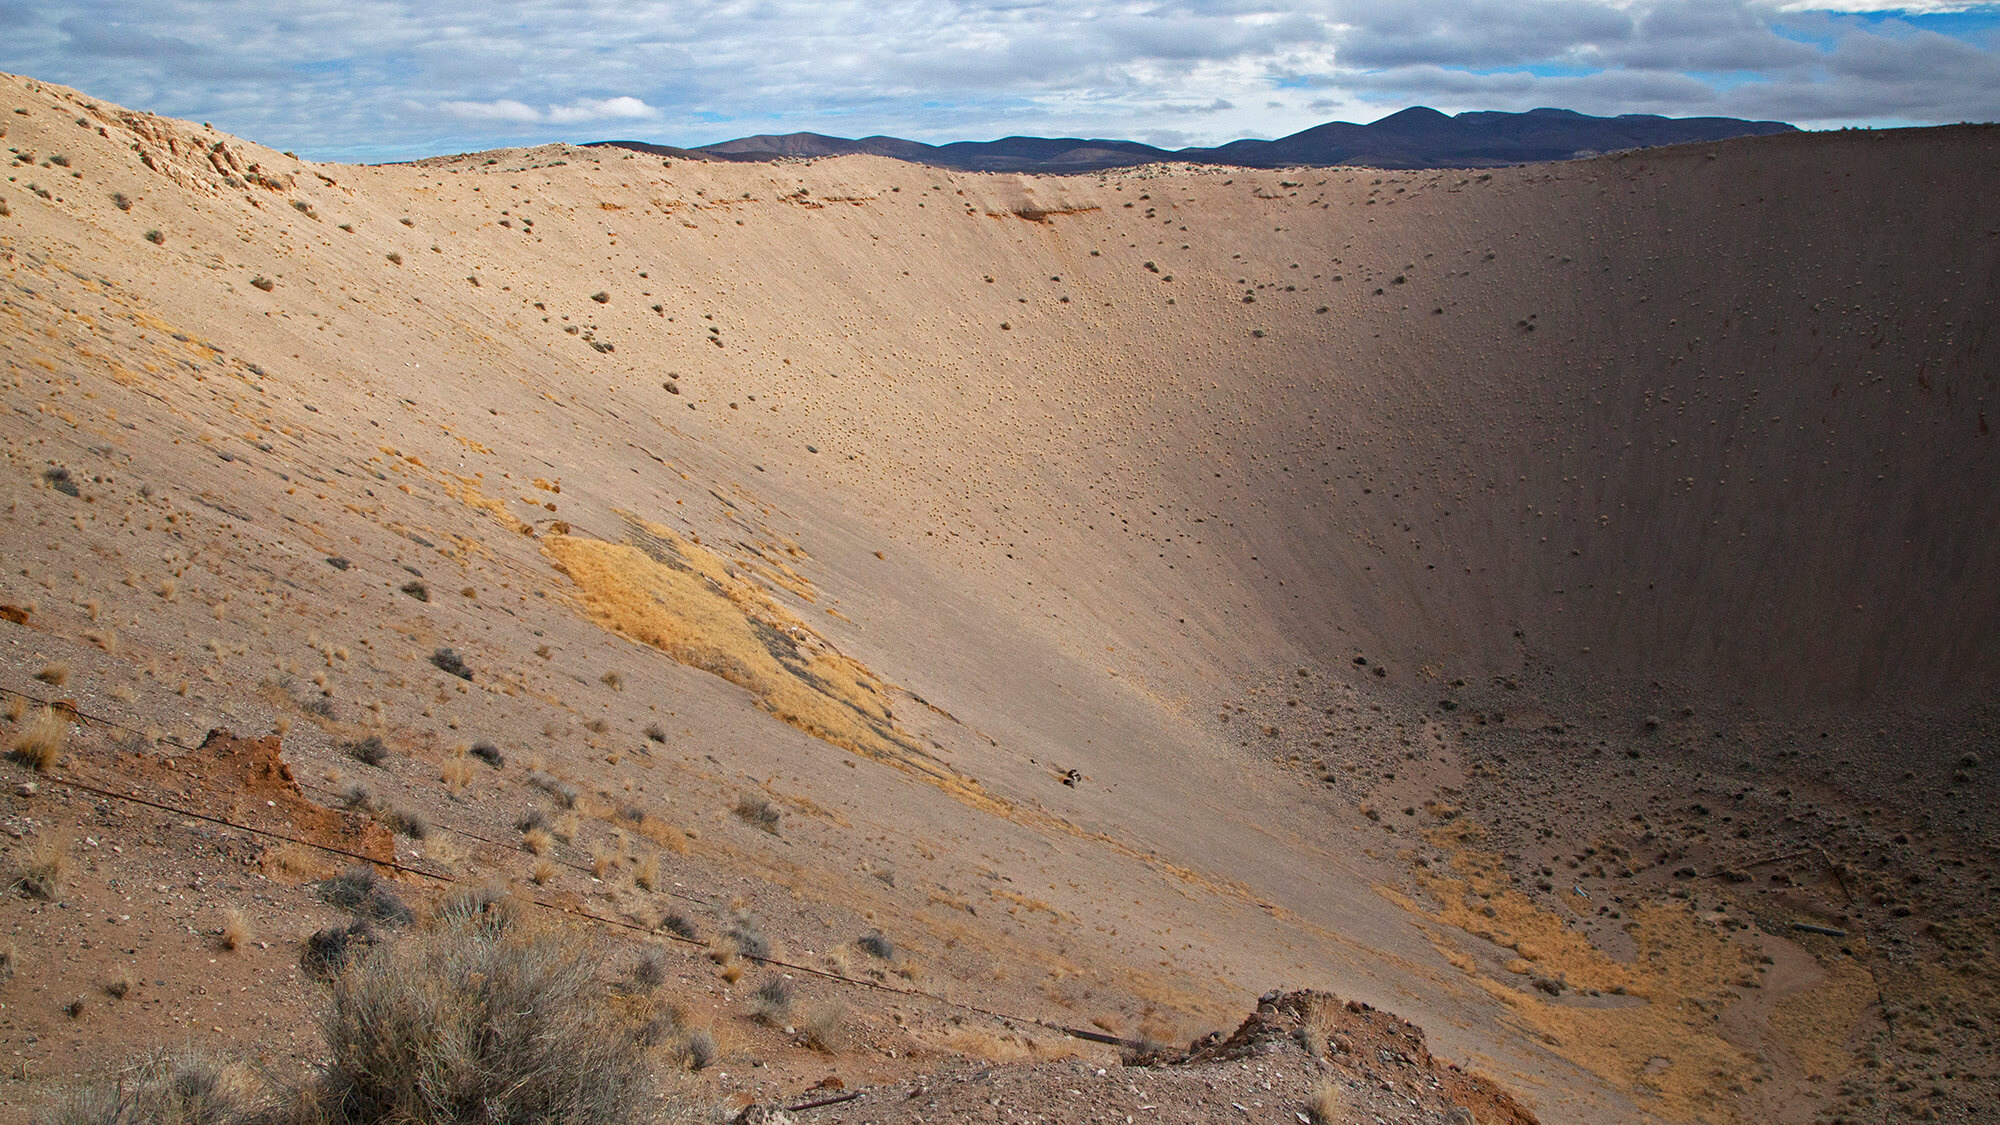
0,1 -> 1992,160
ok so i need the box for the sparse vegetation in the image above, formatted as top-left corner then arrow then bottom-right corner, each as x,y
220,909 -> 251,952
13,833 -> 70,901
469,741 -> 506,768
643,723 -> 667,744
249,276 -> 274,291
400,579 -> 429,601
382,807 -> 429,839
341,735 -> 389,767
528,769 -> 579,808
10,706 -> 67,771
429,647 -> 473,680
733,794 -> 781,834
37,1050 -> 273,1125
1306,1078 -> 1343,1124
750,978 -> 791,1025
600,670 -> 624,691
858,931 -> 895,960
800,1000 -> 847,1052
42,466 -> 79,496
144,229 -> 164,244
34,660 -> 69,686
310,911 -> 648,1125
316,866 -> 414,926
302,920 -> 376,982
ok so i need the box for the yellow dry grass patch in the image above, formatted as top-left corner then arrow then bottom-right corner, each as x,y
441,472 -> 531,533
1387,820 -> 1761,1123
1769,954 -> 1875,1081
543,520 -> 991,805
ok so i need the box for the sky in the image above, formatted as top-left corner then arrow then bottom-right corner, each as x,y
2,1 -> 1996,162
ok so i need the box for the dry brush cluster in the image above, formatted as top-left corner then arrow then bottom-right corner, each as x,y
40,896 -> 701,1125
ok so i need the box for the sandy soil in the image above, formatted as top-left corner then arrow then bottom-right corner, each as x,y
1,71 -> 1996,1124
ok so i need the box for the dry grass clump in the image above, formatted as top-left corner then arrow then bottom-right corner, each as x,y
1305,1078 -> 1344,1124
102,966 -> 137,999
220,909 -> 251,952
523,826 -> 556,856
33,661 -> 68,686
632,851 -> 661,891
800,1001 -> 847,1053
13,833 -> 70,901
36,1050 -> 274,1125
441,755 -> 474,792
311,912 -> 646,1125
10,706 -> 68,771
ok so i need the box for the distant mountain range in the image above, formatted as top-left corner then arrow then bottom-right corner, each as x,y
589,107 -> 1797,173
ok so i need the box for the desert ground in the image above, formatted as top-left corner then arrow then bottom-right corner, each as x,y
1,71 -> 1996,1124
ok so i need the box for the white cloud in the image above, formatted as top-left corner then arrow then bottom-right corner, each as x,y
439,94 -> 657,125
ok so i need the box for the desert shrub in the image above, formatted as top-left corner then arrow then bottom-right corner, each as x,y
316,866 -> 414,926
428,648 -> 472,680
381,807 -> 429,839
723,911 -> 768,959
680,1028 -> 717,1071
857,932 -> 895,960
249,276 -> 274,292
643,724 -> 667,744
340,736 -> 389,768
660,912 -> 696,940
339,783 -> 377,812
111,192 -> 131,211
590,291 -> 610,304
628,949 -> 667,992
42,466 -> 80,497
527,770 -> 578,808
311,913 -> 646,1125
732,795 -> 780,834
35,1050 -> 274,1125
399,580 -> 429,602
144,229 -> 164,244
469,742 -> 505,768
749,978 -> 791,1025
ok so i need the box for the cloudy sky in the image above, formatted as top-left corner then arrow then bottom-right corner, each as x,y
3,1 -> 1995,161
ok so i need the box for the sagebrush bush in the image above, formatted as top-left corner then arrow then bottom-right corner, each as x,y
312,913 -> 646,1125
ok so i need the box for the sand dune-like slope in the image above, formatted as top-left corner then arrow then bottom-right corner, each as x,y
2,71 -> 1996,1124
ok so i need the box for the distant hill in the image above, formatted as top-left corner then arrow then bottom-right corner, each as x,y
591,106 -> 1796,171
